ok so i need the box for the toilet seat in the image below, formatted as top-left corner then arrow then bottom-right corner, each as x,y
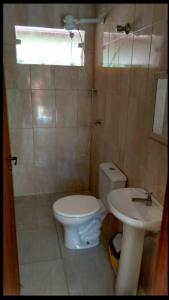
53,195 -> 100,218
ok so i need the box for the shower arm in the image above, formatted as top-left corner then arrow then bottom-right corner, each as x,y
64,15 -> 106,30
75,17 -> 104,25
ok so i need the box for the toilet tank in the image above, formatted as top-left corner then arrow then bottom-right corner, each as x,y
99,162 -> 127,208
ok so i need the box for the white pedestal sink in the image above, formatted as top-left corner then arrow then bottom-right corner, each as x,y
107,188 -> 163,296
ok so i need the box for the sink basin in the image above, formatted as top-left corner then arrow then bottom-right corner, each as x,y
106,188 -> 163,296
107,188 -> 163,231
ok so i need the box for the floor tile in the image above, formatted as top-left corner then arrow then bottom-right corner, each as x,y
37,205 -> 56,228
15,193 -> 115,296
15,195 -> 37,210
63,245 -> 115,295
15,194 -> 52,210
20,259 -> 69,295
17,226 -> 61,264
15,206 -> 39,230
36,193 -> 52,208
15,202 -> 55,230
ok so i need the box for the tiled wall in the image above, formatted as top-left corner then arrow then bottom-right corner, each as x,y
91,3 -> 168,205
91,3 -> 168,294
3,4 -> 96,196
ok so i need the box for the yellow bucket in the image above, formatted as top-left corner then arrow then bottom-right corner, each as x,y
108,232 -> 122,274
108,244 -> 119,273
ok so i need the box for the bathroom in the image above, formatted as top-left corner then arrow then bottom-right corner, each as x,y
3,3 -> 168,296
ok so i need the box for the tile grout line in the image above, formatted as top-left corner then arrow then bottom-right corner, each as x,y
54,221 -> 71,295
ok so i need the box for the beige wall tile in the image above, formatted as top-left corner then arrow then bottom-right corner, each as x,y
94,68 -> 110,92
52,4 -> 63,28
77,67 -> 93,90
134,4 -> 154,31
34,128 -> 56,167
149,21 -> 168,71
9,129 -> 34,166
3,3 -> 15,19
93,3 -> 167,206
92,4 -> 168,294
105,4 -> 135,30
7,89 -> 32,129
32,90 -> 56,128
75,161 -> 90,191
54,66 -> 79,90
55,128 -> 77,162
76,127 -> 91,161
4,4 -> 94,197
55,90 -> 77,127
146,139 -> 167,205
55,161 -> 80,192
52,3 -> 96,28
92,89 -> 107,122
119,68 -> 131,98
34,166 -> 57,194
78,24 -> 95,51
4,64 -> 30,89
30,66 -> 54,90
95,24 -> 105,67
153,4 -> 168,23
77,91 -> 91,126
3,44 -> 16,65
123,95 -> 148,168
3,4 -> 28,44
96,4 -> 111,17
106,68 -> 120,95
77,3 -> 96,18
90,126 -> 105,195
13,164 -> 36,196
26,4 -> 54,27
129,68 -> 149,101
3,4 -> 28,26
104,92 -> 124,131
78,52 -> 93,90
3,21 -> 16,45
55,161 -> 89,192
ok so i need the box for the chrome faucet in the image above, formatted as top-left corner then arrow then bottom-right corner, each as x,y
132,192 -> 152,206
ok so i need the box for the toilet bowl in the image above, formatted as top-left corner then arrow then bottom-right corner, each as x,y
53,195 -> 106,249
53,162 -> 127,250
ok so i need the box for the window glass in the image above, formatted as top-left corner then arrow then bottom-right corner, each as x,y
15,26 -> 85,66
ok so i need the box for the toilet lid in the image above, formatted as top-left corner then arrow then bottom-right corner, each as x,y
53,195 -> 100,218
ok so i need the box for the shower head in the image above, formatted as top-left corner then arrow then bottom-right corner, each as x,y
63,14 -> 106,30
64,15 -> 77,30
116,23 -> 131,34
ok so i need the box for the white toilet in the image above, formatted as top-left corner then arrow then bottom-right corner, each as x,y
53,162 -> 127,249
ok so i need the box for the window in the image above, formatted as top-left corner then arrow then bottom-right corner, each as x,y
15,26 -> 85,66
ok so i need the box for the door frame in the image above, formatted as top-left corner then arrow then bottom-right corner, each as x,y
3,74 -> 20,295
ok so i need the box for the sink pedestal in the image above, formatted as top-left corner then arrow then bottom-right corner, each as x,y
115,224 -> 145,295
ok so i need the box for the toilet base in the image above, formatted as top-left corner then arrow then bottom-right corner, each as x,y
64,225 -> 100,250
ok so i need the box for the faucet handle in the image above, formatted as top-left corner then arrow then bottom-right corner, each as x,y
145,192 -> 152,197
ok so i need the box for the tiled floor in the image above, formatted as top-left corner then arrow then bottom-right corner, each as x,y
15,193 -> 115,296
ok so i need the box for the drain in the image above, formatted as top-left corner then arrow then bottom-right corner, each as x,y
109,167 -> 115,170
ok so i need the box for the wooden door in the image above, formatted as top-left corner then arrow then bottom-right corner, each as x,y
3,75 -> 20,295
151,181 -> 168,295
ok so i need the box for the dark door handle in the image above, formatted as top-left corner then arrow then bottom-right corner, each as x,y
10,156 -> 17,165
